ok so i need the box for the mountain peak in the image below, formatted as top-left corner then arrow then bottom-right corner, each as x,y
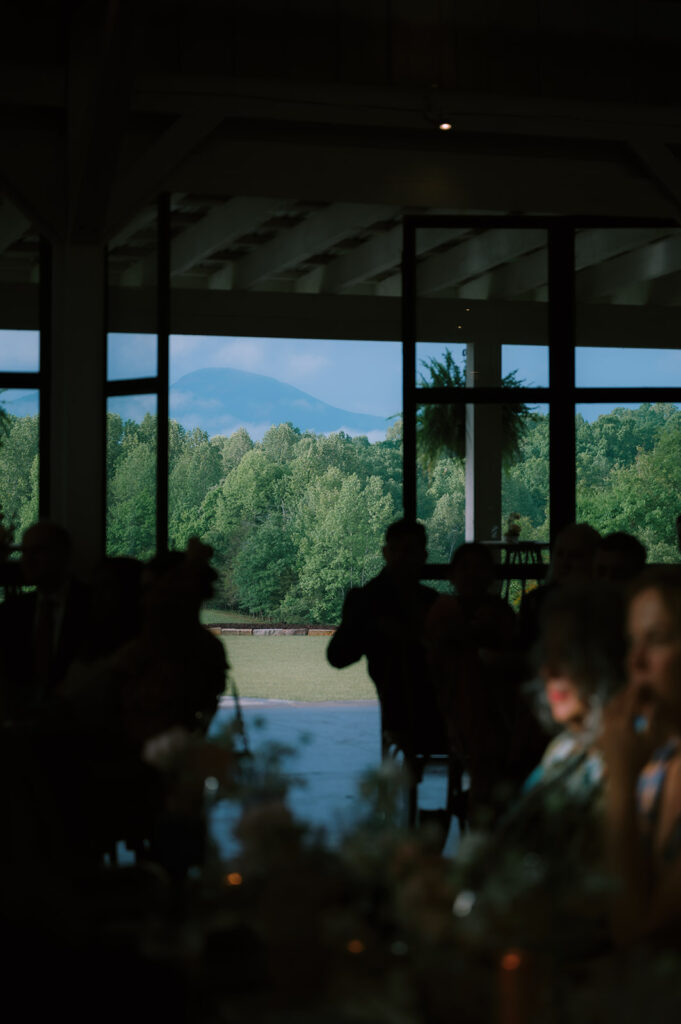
168,366 -> 389,440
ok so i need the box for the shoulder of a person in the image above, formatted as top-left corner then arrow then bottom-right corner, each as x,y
426,592 -> 459,617
0,590 -> 35,625
199,625 -> 229,664
419,582 -> 441,603
485,593 -> 515,613
64,577 -> 92,612
343,579 -> 378,607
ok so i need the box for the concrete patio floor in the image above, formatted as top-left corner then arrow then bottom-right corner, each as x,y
208,698 -> 461,859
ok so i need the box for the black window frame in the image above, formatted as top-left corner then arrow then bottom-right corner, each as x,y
402,214 -> 680,578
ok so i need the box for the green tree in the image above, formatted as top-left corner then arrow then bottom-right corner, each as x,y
0,415 -> 39,536
502,414 -> 550,538
169,427 -> 223,548
107,435 -> 156,558
577,414 -> 681,562
231,513 -> 297,616
423,458 -> 466,561
285,468 -> 394,622
214,426 -> 254,476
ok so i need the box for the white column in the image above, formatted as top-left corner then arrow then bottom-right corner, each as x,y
465,340 -> 502,542
49,243 -> 106,575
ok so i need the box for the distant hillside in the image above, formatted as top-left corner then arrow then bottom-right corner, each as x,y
0,368 -> 391,440
167,368 -> 389,439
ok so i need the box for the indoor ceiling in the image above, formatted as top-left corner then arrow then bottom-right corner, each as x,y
3,2 -> 681,337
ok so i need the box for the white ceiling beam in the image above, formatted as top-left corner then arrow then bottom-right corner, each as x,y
376,228 -> 546,298
106,106 -> 227,241
109,205 -> 159,249
173,197 -> 282,275
458,227 -> 672,300
120,196 -> 282,286
577,233 -> 681,301
297,224 -> 469,294
233,202 -> 397,290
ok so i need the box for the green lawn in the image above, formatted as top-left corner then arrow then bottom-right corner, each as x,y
221,635 -> 376,702
200,608 -> 261,625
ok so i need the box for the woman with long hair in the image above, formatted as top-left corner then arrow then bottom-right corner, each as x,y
601,566 -> 681,945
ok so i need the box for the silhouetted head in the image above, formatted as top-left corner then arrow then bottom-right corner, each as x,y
382,519 -> 427,581
143,541 -> 217,625
449,542 -> 495,598
594,531 -> 646,584
94,556 -> 143,630
21,521 -> 71,592
548,522 -> 600,584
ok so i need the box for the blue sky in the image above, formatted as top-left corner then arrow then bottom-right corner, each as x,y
2,329 -> 681,430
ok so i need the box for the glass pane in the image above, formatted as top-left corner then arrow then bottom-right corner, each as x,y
0,329 -> 40,373
503,345 -> 549,387
576,226 -> 681,388
576,402 -> 679,563
107,332 -> 157,381
576,346 -> 681,387
0,389 -> 39,541
414,226 -> 549,392
416,343 -> 549,390
416,401 -> 549,565
168,334 -> 402,623
106,394 -> 157,560
107,203 -> 157,345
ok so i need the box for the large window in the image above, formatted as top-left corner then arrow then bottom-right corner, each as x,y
166,334 -> 402,624
408,223 -> 551,571
106,205 -> 681,595
106,196 -> 165,558
0,216 -> 44,546
404,216 -> 681,578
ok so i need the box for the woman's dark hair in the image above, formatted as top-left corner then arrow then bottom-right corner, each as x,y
449,541 -> 494,572
534,581 -> 627,701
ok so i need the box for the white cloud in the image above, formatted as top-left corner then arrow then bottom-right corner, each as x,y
170,335 -> 268,381
285,351 -> 331,379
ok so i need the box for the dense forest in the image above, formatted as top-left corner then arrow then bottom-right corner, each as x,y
1,402 -> 680,623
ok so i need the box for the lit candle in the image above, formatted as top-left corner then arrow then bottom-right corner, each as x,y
498,948 -> 527,1024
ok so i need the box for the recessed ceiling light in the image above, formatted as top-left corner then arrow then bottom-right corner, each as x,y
439,122 -> 453,131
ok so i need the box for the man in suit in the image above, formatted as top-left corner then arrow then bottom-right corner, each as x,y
327,519 -> 444,757
0,521 -> 90,720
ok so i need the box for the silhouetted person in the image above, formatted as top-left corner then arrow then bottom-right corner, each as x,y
0,520 -> 90,720
517,522 -> 601,656
593,531 -> 646,584
114,538 -> 227,748
327,520 -> 444,758
426,543 -> 533,821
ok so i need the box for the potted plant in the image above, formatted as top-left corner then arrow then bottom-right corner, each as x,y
416,350 -> 537,473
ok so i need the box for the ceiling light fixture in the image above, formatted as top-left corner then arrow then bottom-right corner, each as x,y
424,84 -> 454,132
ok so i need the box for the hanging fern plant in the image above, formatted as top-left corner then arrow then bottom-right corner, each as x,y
417,350 -> 538,473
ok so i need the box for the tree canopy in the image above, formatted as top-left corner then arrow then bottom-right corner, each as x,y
0,397 -> 678,624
